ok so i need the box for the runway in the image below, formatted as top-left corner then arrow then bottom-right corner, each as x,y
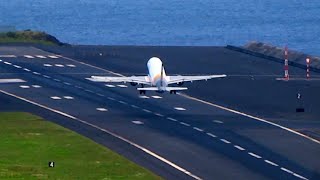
0,45 -> 319,180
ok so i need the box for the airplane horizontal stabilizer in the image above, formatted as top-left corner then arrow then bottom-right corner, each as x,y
137,87 -> 188,91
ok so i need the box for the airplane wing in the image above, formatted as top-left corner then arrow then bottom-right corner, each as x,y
137,87 -> 188,91
167,74 -> 226,84
87,76 -> 151,85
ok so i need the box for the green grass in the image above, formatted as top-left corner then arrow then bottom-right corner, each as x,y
0,30 -> 61,45
0,112 -> 161,180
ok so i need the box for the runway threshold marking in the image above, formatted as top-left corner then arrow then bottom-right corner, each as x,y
0,89 -> 203,180
0,79 -> 25,83
117,84 -> 128,88
178,93 -> 320,145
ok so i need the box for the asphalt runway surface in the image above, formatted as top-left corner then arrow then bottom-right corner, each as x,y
0,45 -> 319,180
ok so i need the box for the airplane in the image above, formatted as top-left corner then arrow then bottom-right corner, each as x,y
88,57 -> 226,94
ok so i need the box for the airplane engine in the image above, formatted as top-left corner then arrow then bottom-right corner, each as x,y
177,82 -> 184,86
130,82 -> 138,86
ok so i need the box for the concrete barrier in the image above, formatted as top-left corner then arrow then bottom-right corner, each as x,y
226,42 -> 320,73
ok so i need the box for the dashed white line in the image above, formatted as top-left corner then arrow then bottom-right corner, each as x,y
24,55 -> 34,58
180,122 -> 190,126
63,96 -> 74,99
19,85 -> 30,89
53,79 -> 61,82
152,96 -> 163,99
13,65 -> 21,68
206,133 -> 217,138
234,145 -> 245,151
174,107 -> 186,111
107,97 -> 115,101
31,85 -> 41,88
119,100 -> 127,105
154,113 -> 164,117
33,72 -> 40,75
132,120 -> 144,125
36,55 -> 47,58
248,152 -> 262,159
43,64 -> 52,67
139,95 -> 149,99
85,89 -> 94,93
293,173 -> 308,180
96,108 -> 108,111
96,93 -> 105,97
50,96 -> 61,100
4,61 -> 12,65
0,55 -> 16,58
63,82 -> 71,85
193,127 -> 204,132
264,160 -> 278,167
23,68 -> 30,72
142,109 -> 152,113
220,139 -> 231,144
105,84 -> 116,87
213,120 -> 224,124
43,75 -> 51,78
48,55 -> 59,59
117,84 -> 128,88
131,104 -> 139,108
66,64 -> 76,67
167,117 -> 178,122
55,64 -> 64,67
280,167 -> 293,174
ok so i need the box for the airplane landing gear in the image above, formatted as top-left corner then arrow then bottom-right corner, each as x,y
139,90 -> 146,95
170,90 -> 176,94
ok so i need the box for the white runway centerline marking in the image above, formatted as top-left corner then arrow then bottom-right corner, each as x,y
43,75 -> 51,78
152,96 -> 162,99
32,85 -> 41,88
264,160 -> 278,167
193,127 -> 204,132
54,64 -> 64,67
36,55 -> 47,58
118,100 -> 127,105
23,68 -> 30,72
131,104 -> 139,108
206,133 -> 217,138
53,79 -> 61,82
174,107 -> 186,111
13,65 -> 22,68
154,113 -> 164,117
167,117 -> 178,122
4,61 -> 12,65
24,55 -> 34,58
66,64 -> 76,67
234,145 -> 245,151
142,109 -> 152,113
213,120 -> 224,124
33,72 -> 41,75
48,55 -> 59,59
248,152 -> 262,159
280,167 -> 293,174
117,84 -> 128,88
50,96 -> 61,100
43,64 -> 52,67
180,122 -> 190,126
19,85 -> 30,89
107,97 -> 115,101
96,108 -> 108,111
132,120 -> 144,125
139,95 -> 149,99
105,84 -> 116,87
220,139 -> 231,144
63,82 -> 71,85
63,96 -> 74,99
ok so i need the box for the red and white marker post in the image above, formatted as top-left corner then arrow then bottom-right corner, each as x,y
284,46 -> 289,80
306,57 -> 310,79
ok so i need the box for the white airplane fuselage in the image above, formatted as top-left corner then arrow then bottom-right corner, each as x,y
147,57 -> 168,92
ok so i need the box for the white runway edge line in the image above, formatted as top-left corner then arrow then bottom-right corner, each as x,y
0,89 -> 202,180
179,93 -> 320,144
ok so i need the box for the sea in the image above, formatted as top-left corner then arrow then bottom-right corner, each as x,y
0,0 -> 319,55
